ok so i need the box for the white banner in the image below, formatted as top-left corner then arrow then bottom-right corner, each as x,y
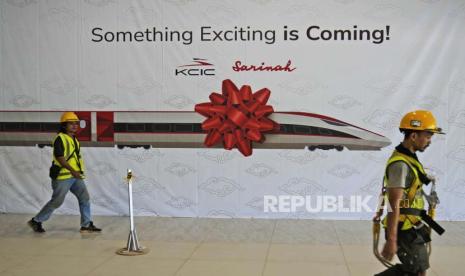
1,0 -> 464,220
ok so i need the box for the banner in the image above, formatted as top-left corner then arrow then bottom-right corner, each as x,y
1,0 -> 464,220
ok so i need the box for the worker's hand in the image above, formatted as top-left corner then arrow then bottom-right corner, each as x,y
71,170 -> 83,179
381,239 -> 397,261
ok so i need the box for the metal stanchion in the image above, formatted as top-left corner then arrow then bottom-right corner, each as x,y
116,169 -> 149,256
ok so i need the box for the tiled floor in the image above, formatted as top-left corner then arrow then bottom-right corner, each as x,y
0,214 -> 463,275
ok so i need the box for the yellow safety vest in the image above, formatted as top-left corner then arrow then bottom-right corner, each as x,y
382,150 -> 425,231
52,133 -> 85,180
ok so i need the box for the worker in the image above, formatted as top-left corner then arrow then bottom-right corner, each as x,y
28,112 -> 101,233
375,110 -> 445,276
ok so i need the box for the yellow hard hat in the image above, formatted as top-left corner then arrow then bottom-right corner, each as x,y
399,110 -> 444,134
60,112 -> 79,123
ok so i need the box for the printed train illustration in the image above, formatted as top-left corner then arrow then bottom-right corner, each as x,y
0,110 -> 391,151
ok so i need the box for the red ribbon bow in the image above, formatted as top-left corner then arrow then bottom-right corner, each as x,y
195,79 -> 279,157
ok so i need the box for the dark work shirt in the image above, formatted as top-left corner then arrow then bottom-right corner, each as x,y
53,136 -> 65,158
53,134 -> 78,158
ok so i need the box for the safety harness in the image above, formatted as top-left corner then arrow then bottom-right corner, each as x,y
373,145 -> 444,267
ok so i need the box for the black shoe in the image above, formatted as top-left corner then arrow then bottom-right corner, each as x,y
80,221 -> 102,233
28,218 -> 45,233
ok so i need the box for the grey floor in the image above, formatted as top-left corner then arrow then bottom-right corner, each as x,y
0,214 -> 463,275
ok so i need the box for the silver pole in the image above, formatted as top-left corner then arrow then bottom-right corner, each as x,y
116,169 -> 149,256
128,170 -> 134,232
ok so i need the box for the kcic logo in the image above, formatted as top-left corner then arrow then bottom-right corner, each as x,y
175,58 -> 215,76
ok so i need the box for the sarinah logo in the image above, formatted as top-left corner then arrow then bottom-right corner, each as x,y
232,60 -> 296,72
175,58 -> 215,76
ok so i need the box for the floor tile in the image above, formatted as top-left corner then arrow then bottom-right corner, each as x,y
3,255 -> 111,276
272,219 -> 339,245
267,244 -> 345,263
0,238 -> 67,256
140,241 -> 199,259
176,259 -> 264,276
88,256 -> 185,276
190,242 -> 269,261
263,261 -> 350,276
0,255 -> 33,273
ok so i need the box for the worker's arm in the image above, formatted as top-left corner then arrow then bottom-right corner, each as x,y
381,187 -> 404,260
55,156 -> 82,179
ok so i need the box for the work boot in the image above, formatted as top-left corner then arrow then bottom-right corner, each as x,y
80,221 -> 102,233
27,218 -> 45,233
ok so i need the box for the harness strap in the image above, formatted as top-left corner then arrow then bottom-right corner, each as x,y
400,208 -> 445,235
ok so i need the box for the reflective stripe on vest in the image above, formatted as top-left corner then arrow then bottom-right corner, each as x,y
52,133 -> 85,180
382,150 -> 425,231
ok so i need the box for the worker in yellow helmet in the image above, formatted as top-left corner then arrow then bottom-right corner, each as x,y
28,112 -> 101,233
375,110 -> 445,276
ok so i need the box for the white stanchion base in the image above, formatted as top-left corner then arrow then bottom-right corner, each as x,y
116,246 -> 149,256
116,230 -> 149,256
